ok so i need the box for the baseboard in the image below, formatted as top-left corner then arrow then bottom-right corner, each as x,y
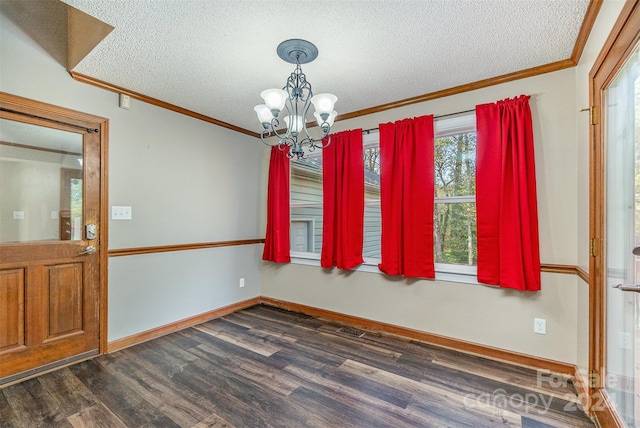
107,294 -> 577,378
107,296 -> 261,353
259,296 -> 576,376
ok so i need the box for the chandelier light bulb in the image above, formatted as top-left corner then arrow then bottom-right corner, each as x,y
260,89 -> 288,114
314,110 -> 337,128
284,115 -> 304,134
310,93 -> 337,115
254,104 -> 273,127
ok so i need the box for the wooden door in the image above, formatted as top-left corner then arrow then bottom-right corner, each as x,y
0,92 -> 107,384
590,1 -> 640,425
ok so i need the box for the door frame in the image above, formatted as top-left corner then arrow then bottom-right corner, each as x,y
0,91 -> 109,356
589,1 -> 640,425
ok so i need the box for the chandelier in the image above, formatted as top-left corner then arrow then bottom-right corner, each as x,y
254,39 -> 337,160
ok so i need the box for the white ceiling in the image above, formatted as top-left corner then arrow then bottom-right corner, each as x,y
61,0 -> 592,135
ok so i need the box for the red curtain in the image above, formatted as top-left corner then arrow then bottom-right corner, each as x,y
476,95 -> 540,291
262,146 -> 291,263
321,129 -> 364,269
378,115 -> 435,278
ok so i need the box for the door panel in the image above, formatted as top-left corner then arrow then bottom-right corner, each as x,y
46,263 -> 84,338
0,268 -> 25,352
0,92 -> 106,383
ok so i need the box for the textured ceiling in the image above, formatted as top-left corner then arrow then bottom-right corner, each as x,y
60,0 -> 591,134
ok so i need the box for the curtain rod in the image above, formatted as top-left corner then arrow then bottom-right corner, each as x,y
361,108 -> 475,134
0,107 -> 99,133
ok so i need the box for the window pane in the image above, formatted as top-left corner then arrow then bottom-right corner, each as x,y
364,200 -> 381,258
291,156 -> 322,253
0,118 -> 83,243
435,202 -> 477,265
435,132 -> 476,198
364,146 -> 381,258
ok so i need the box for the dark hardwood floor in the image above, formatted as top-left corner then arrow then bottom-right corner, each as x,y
1,304 -> 594,427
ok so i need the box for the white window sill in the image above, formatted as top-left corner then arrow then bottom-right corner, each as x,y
290,252 -> 479,285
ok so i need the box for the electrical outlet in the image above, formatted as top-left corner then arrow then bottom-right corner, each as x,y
534,318 -> 547,335
239,278 -> 245,288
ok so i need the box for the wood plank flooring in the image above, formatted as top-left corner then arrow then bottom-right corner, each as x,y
0,304 -> 594,427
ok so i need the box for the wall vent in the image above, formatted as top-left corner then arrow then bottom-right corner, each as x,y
337,327 -> 366,338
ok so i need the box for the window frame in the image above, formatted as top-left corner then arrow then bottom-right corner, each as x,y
290,113 -> 479,284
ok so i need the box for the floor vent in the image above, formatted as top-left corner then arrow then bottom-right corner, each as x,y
337,327 -> 366,338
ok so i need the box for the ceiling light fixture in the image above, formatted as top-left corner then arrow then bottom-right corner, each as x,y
254,39 -> 337,160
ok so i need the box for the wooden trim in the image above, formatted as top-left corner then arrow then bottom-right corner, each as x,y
107,243 -> 590,286
335,59 -> 576,122
69,71 -> 260,138
540,263 -> 578,275
576,266 -> 589,284
589,0 -> 640,81
260,297 -> 576,375
571,0 -> 605,64
540,263 -> 590,284
0,91 -> 108,127
73,58 -> 575,137
108,238 -> 265,257
593,390 -> 627,427
107,297 -> 260,353
99,118 -> 110,355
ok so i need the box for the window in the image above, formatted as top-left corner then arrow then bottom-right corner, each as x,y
363,133 -> 382,260
290,113 -> 477,279
433,115 -> 477,267
290,155 -> 323,255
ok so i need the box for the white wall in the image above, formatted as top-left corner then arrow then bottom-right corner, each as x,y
0,10 -> 264,341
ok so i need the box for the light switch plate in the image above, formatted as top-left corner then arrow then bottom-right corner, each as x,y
111,206 -> 132,220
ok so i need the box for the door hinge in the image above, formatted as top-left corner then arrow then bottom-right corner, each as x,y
581,106 -> 597,125
589,369 -> 598,388
590,238 -> 597,257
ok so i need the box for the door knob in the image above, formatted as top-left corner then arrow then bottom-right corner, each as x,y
633,247 -> 640,256
78,246 -> 96,255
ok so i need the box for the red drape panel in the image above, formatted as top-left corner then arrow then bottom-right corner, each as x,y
476,95 -> 540,291
378,115 -> 435,278
321,129 -> 364,269
262,146 -> 291,263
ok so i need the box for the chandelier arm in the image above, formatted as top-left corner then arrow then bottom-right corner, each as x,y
314,132 -> 332,149
297,123 -> 331,147
269,117 -> 291,140
259,130 -> 279,147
